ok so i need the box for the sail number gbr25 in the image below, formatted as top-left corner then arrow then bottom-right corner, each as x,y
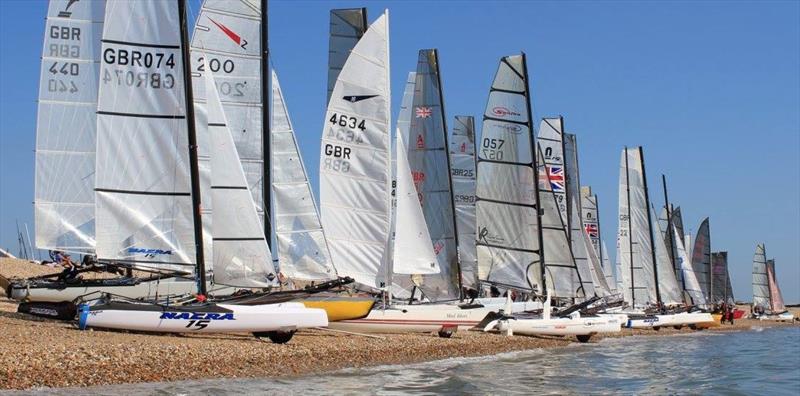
323,113 -> 367,173
102,48 -> 177,89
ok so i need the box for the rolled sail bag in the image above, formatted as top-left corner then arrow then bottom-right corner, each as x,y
17,301 -> 78,320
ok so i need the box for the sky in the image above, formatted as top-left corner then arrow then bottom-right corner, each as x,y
0,0 -> 798,303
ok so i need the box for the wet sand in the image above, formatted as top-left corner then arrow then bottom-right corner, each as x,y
1,258 -> 797,390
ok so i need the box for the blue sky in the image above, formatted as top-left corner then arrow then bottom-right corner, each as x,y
1,0 -> 798,303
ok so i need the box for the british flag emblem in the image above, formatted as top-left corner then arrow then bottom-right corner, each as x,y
545,166 -> 565,191
585,223 -> 599,238
415,106 -> 432,118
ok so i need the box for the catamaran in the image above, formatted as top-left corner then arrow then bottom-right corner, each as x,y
751,244 -> 793,322
617,149 -> 712,329
76,0 -> 327,341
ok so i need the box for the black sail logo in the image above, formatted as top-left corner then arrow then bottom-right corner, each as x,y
58,0 -> 79,18
342,95 -> 378,103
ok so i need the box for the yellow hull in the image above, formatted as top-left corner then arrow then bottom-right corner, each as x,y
296,294 -> 375,322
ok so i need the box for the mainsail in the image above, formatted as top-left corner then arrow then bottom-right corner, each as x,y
319,12 -> 391,291
271,70 -> 336,281
563,133 -> 596,297
190,0 -> 265,271
399,49 -> 460,301
691,217 -> 712,305
602,240 -> 617,292
35,0 -> 105,252
766,259 -> 786,313
450,115 -> 478,290
710,251 -> 734,305
204,57 -> 276,287
327,8 -> 367,103
652,205 -> 683,305
475,54 -> 542,293
580,187 -> 601,257
674,226 -> 706,306
752,243 -> 770,310
537,118 -> 568,222
617,147 -> 657,308
95,0 -> 196,274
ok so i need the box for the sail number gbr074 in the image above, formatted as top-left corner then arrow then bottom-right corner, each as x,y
101,48 -> 177,89
323,113 -> 367,173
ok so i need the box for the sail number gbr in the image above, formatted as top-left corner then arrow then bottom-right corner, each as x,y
102,48 -> 177,90
323,113 -> 366,174
481,138 -> 505,160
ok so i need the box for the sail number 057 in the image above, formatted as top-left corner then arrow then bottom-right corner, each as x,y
481,138 -> 505,160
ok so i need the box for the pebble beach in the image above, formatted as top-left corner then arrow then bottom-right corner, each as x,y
1,258 -> 797,391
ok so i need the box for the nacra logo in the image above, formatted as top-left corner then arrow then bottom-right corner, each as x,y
128,247 -> 173,257
160,312 -> 235,320
492,106 -> 521,117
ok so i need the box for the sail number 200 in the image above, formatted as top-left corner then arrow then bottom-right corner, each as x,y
481,138 -> 505,160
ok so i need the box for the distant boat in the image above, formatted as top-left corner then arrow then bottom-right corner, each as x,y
752,244 -> 794,321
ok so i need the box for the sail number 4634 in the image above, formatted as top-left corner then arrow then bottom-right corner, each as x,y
330,113 -> 366,131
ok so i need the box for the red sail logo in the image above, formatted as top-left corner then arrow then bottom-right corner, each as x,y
208,18 -> 248,50
492,106 -> 521,117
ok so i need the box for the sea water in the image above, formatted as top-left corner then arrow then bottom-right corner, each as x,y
15,326 -> 800,395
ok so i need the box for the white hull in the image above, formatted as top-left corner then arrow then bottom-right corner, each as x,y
9,278 -> 232,303
491,315 -> 623,336
755,312 -> 795,322
80,302 -> 328,333
625,312 -> 714,329
329,300 -> 539,334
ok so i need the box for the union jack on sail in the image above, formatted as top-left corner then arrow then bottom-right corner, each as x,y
415,106 -> 432,118
585,223 -> 599,238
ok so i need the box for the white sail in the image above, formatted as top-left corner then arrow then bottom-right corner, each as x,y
450,115 -> 478,290
393,130 -> 440,275
271,70 -> 336,281
190,0 -> 265,271
564,133 -> 595,297
400,49 -> 460,300
537,118 -> 568,222
204,57 -> 276,287
319,12 -> 391,290
328,8 -> 367,103
690,217 -> 712,304
602,240 -> 617,292
582,227 -> 611,297
475,54 -> 541,293
652,205 -> 683,306
674,227 -> 706,306
35,0 -> 105,252
617,147 -> 657,308
537,144 -> 584,298
95,0 -> 195,273
752,243 -> 770,310
580,187 -> 601,257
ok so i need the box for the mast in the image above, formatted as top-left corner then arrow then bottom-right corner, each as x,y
431,49 -> 464,299
561,119 -> 572,246
639,147 -> 661,304
624,147 -> 634,307
179,0 -> 206,295
520,53 -> 545,297
260,0 -> 271,247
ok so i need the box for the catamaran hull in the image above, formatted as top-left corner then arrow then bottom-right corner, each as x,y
329,301 -> 539,334
754,312 -> 794,322
79,302 -> 328,333
626,312 -> 714,329
8,278 -> 200,303
493,316 -> 623,336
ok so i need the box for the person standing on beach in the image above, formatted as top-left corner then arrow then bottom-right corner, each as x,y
728,305 -> 735,325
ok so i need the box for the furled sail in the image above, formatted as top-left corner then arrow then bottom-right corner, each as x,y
475,54 -> 542,293
190,0 -> 265,266
271,70 -> 336,281
95,0 -> 195,273
319,12 -> 391,290
564,133 -> 595,297
617,147 -> 657,308
400,49 -> 460,301
711,251 -> 734,305
327,8 -> 367,103
674,227 -> 706,306
691,218 -> 712,305
766,259 -> 786,313
204,57 -> 276,287
35,0 -> 105,252
393,126 -> 440,276
752,243 -> 770,310
450,115 -> 478,290
652,205 -> 683,305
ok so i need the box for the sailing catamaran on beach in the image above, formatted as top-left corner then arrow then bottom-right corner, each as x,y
752,244 -> 794,322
